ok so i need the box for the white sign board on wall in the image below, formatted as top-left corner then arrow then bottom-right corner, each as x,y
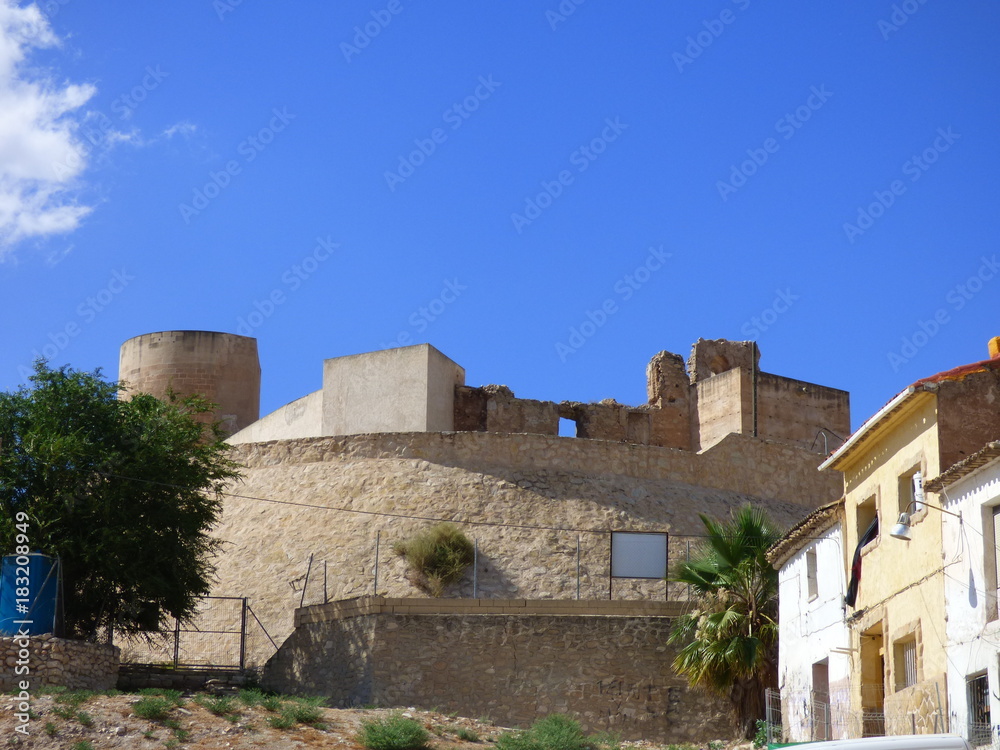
611,532 -> 668,579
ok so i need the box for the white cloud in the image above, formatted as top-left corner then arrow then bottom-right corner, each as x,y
0,0 -> 95,255
162,120 -> 196,139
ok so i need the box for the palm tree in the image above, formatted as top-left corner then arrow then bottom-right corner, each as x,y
669,505 -> 783,739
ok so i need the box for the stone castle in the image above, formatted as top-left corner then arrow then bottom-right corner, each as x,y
118,330 -> 851,742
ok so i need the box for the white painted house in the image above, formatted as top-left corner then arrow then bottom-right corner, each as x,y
768,499 -> 852,742
926,441 -> 1000,748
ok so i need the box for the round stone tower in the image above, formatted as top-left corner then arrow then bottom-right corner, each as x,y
119,331 -> 261,435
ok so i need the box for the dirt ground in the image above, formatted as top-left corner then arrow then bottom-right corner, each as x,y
0,690 -> 753,750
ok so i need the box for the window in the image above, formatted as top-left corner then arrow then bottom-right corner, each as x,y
806,548 -> 818,601
898,466 -> 924,515
981,505 -> 1000,623
858,496 -> 878,549
992,507 -> 1000,622
967,672 -> 991,747
610,532 -> 667,579
894,636 -> 918,691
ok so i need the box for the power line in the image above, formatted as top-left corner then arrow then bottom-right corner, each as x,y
90,468 -> 813,542
94,470 -> 619,535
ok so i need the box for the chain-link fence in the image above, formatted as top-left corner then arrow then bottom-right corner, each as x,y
287,531 -> 714,608
119,596 -> 277,671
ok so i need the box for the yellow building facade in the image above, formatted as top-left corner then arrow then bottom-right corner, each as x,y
821,346 -> 1000,736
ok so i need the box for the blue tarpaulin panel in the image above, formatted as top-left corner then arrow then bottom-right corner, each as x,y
0,554 -> 58,636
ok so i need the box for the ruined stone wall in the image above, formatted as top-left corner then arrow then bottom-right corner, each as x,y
212,431 -> 840,664
0,635 -> 119,691
262,597 -> 735,743
224,337 -> 848,452
646,351 -> 691,450
691,368 -> 849,453
693,369 -> 748,451
755,373 -> 851,452
936,367 -> 1000,471
687,338 -> 759,383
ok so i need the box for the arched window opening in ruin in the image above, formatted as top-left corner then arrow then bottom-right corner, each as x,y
708,355 -> 730,375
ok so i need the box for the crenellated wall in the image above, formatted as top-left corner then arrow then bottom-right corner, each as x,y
227,338 -> 850,455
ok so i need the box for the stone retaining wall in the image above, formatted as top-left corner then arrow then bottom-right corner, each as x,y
263,597 -> 735,743
0,634 -> 119,691
215,430 -> 838,664
117,665 -> 248,692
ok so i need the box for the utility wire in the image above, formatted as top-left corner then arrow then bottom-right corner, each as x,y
89,468 -> 816,542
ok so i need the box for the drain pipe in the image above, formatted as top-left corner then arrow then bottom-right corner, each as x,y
752,341 -> 759,438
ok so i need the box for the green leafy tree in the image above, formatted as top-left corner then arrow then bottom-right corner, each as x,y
668,505 -> 783,739
0,362 -> 241,639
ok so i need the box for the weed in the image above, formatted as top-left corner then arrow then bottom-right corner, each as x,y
456,727 -> 480,742
359,713 -> 431,750
138,688 -> 184,705
238,687 -> 266,707
70,742 -> 94,750
197,694 -> 239,718
496,714 -> 590,750
55,690 -> 95,709
589,731 -> 621,750
43,722 -> 57,737
268,713 -> 295,730
753,720 -> 780,749
133,696 -> 176,721
165,739 -> 179,750
142,730 -> 156,739
76,711 -> 94,727
289,703 -> 324,725
52,706 -> 76,720
393,522 -> 474,596
289,694 -> 326,707
261,694 -> 283,712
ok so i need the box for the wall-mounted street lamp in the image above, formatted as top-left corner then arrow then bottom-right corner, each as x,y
889,500 -> 962,541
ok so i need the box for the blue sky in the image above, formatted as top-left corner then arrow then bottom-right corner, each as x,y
1,0 -> 997,432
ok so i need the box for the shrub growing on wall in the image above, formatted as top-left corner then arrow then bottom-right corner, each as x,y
393,523 -> 474,597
